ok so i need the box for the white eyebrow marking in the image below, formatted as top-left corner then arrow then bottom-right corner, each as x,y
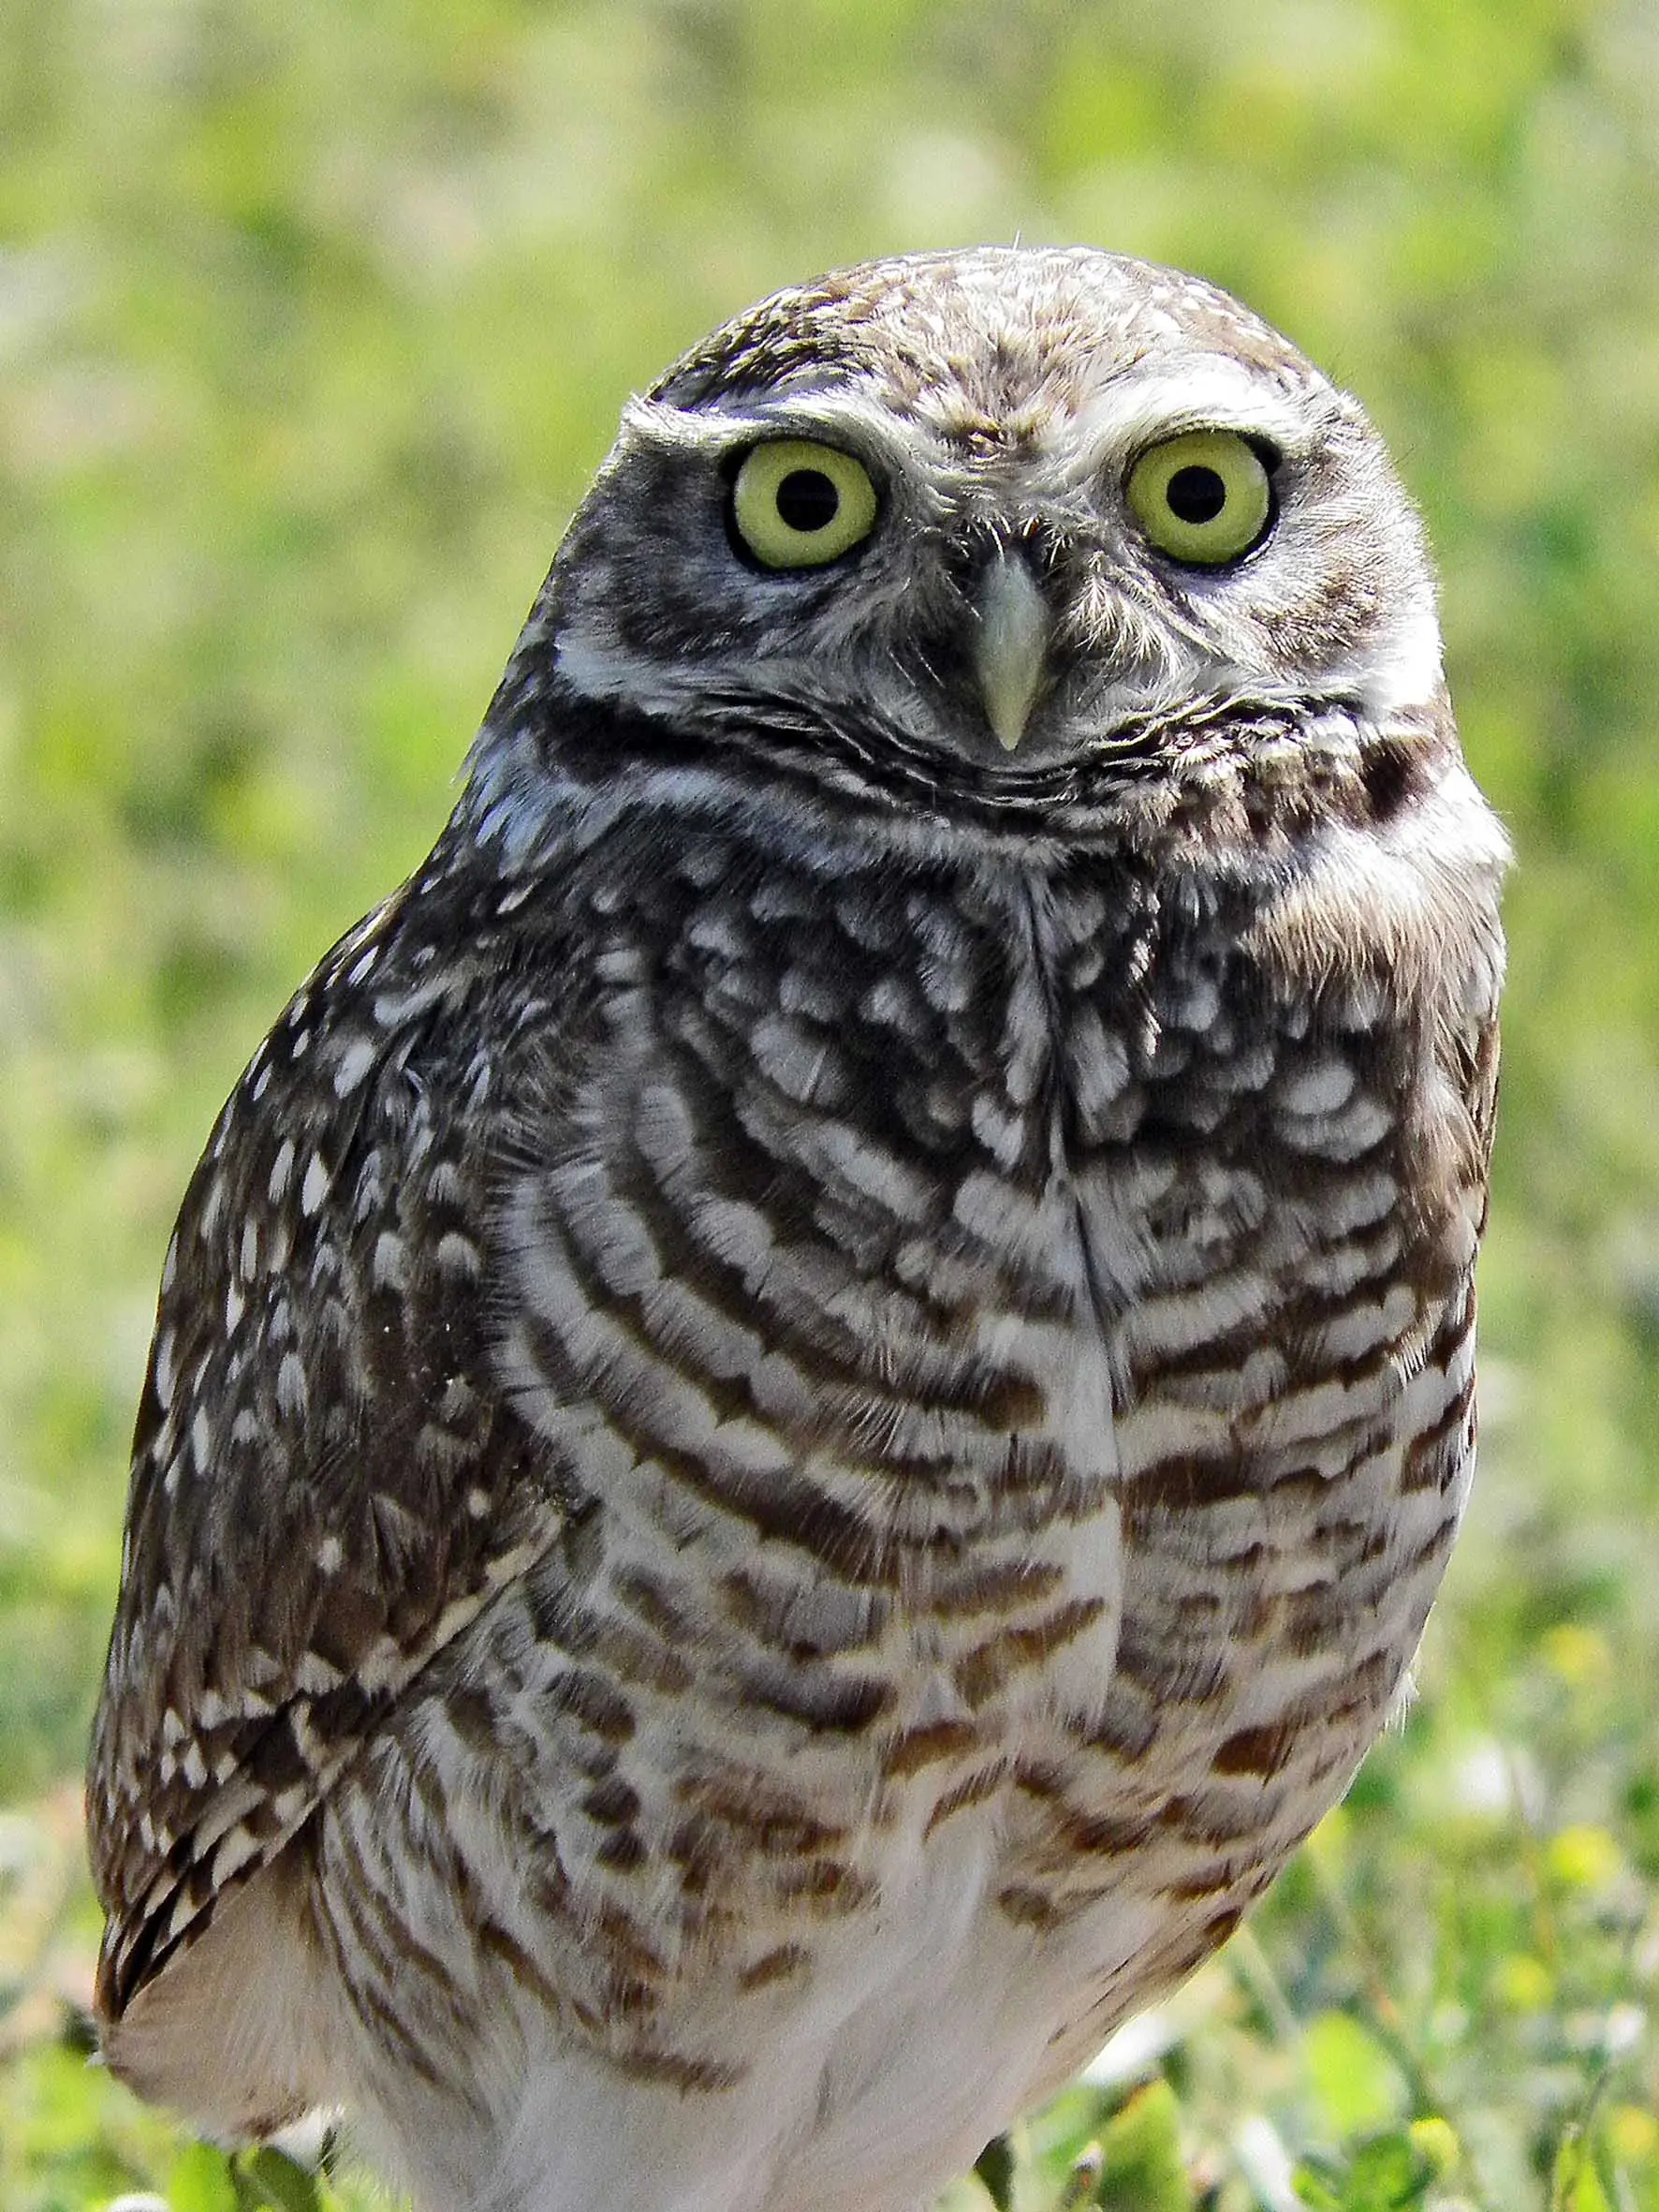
626,354 -> 1327,494
1057,356 -> 1326,476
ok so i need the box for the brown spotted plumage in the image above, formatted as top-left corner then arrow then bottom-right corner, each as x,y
88,247 -> 1506,2212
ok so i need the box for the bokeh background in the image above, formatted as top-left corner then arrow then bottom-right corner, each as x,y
3,2 -> 1658,2206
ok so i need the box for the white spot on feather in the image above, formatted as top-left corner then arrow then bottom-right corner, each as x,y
332,1037 -> 377,1097
301,1154 -> 330,1217
267,1137 -> 295,1203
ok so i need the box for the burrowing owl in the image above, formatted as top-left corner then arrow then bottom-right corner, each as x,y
88,247 -> 1507,2212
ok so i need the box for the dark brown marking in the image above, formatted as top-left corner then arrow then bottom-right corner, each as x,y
952,1597 -> 1107,1706
477,1917 -> 569,2014
1358,735 -> 1420,823
1203,1904 -> 1244,1947
1400,1373 -> 1473,1492
997,1884 -> 1060,1929
927,1556 -> 1065,1616
676,1774 -> 847,1861
445,1684 -> 501,1755
1080,1695 -> 1158,1762
592,1899 -> 671,1979
1053,1805 -> 1155,1857
595,1828 -> 648,1872
582,1775 -> 642,1829
1211,1721 -> 1298,1777
775,1860 -> 875,1912
737,1942 -> 812,1992
1121,1448 -> 1266,1517
748,1666 -> 893,1733
883,1719 -> 978,1776
575,2022 -> 743,2096
550,1668 -> 637,1744
614,1567 -> 697,1644
924,1762 -> 1010,1836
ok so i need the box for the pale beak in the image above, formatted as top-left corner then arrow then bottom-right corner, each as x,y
971,544 -> 1050,753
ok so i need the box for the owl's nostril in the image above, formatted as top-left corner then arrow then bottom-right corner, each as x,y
971,544 -> 1050,753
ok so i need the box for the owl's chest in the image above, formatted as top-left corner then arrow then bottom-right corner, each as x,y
471,845 -> 1463,2129
507,858 -> 1214,1604
507,843 -> 1403,1515
497,843 -> 1428,1773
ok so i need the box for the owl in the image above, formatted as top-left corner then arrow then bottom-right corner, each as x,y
87,247 -> 1507,2212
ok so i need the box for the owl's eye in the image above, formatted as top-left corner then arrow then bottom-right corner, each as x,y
1126,429 -> 1274,568
730,439 -> 879,569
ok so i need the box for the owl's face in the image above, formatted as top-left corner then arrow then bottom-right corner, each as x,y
523,249 -> 1445,824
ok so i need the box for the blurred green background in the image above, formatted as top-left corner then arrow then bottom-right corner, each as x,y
3,1 -> 1658,2206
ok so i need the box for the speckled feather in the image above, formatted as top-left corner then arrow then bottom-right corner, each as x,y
88,247 -> 1506,2212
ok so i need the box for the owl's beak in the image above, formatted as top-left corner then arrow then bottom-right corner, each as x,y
971,544 -> 1050,753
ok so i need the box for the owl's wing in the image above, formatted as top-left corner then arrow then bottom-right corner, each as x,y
87,859 -> 587,2034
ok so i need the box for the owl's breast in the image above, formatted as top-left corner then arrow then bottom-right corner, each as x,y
492,831 -> 1474,1778
447,828 -> 1484,2110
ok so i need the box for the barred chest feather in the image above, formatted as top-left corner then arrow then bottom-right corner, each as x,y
316,795 -> 1497,2210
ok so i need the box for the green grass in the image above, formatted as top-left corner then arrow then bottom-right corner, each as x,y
3,0 -> 1658,2205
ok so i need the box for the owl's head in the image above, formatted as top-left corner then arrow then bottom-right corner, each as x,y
481,248 -> 1450,846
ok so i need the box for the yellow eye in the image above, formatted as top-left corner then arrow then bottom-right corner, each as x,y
1126,429 -> 1274,568
731,439 -> 879,569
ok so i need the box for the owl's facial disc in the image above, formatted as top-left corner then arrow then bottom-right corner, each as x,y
539,248 -> 1449,815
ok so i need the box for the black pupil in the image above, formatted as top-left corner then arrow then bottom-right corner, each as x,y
1166,464 -> 1228,524
775,468 -> 840,533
